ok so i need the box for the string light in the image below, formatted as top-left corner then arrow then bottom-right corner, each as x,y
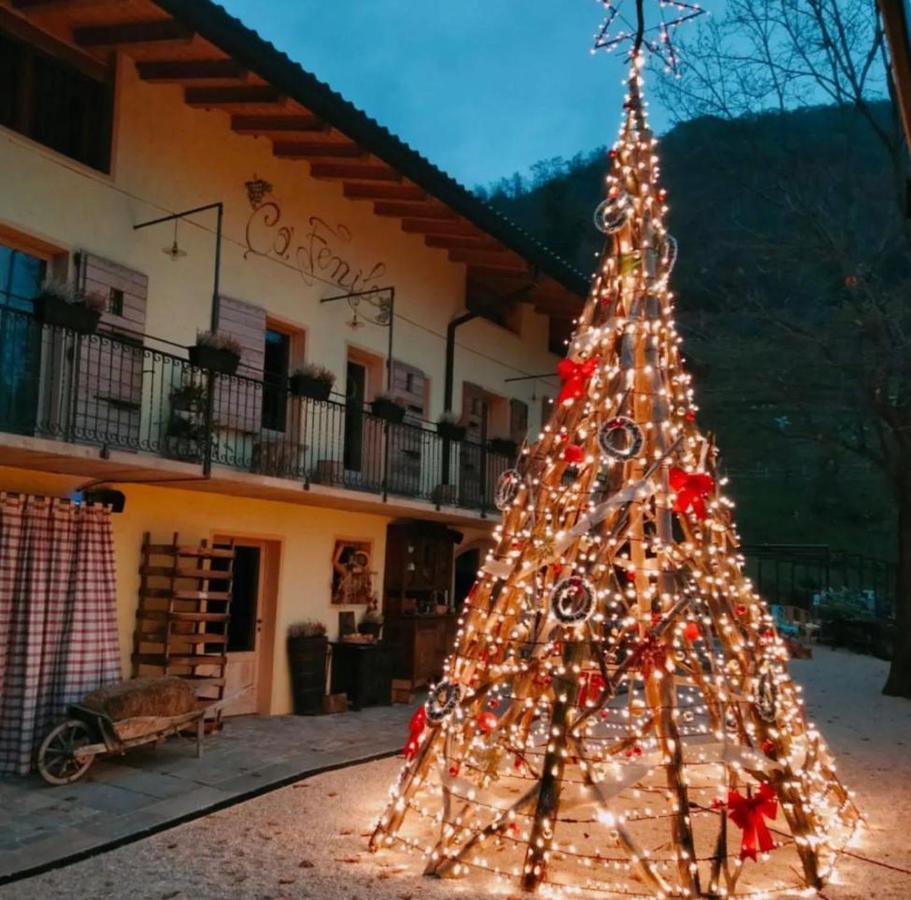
368,53 -> 859,899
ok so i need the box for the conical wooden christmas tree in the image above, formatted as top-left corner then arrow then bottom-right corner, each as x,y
370,57 -> 860,898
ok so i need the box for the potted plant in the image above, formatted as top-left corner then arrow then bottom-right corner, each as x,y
287,620 -> 329,715
489,436 -> 518,457
289,362 -> 335,401
169,382 -> 207,413
188,331 -> 242,375
436,412 -> 467,442
35,280 -> 105,335
371,391 -> 407,424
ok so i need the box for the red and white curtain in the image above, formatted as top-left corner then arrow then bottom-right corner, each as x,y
0,494 -> 121,775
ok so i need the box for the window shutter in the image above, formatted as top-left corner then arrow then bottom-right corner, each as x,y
212,296 -> 266,434
73,253 -> 147,447
388,361 -> 427,493
509,398 -> 528,446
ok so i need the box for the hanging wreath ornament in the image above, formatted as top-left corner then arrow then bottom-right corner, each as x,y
425,680 -> 460,724
598,416 -> 644,461
755,670 -> 777,723
494,468 -> 523,511
594,190 -> 632,234
549,576 -> 597,625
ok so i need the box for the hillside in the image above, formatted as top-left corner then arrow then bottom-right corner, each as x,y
480,103 -> 900,555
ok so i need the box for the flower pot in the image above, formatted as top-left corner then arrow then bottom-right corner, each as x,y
289,373 -> 332,401
437,421 -> 467,441
287,634 -> 329,715
189,344 -> 240,375
36,295 -> 101,335
371,397 -> 406,424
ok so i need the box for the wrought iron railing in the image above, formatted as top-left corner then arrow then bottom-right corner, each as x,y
0,307 -> 512,514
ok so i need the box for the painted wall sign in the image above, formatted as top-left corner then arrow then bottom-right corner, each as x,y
244,189 -> 387,294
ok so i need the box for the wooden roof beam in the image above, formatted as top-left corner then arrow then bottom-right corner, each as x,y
401,218 -> 481,236
313,165 -> 400,182
424,235 -> 502,251
343,183 -> 427,202
273,142 -> 365,160
186,86 -> 286,108
231,114 -> 328,138
457,253 -> 531,273
74,20 -> 195,50
12,0 -> 100,10
372,201 -> 455,218
136,59 -> 248,84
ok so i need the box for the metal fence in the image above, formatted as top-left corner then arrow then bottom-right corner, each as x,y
742,543 -> 896,619
0,307 -> 512,514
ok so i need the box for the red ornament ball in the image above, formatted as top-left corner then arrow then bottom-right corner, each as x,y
761,739 -> 777,757
844,274 -> 859,289
477,711 -> 498,734
563,443 -> 585,464
735,604 -> 748,617
625,569 -> 637,583
683,622 -> 700,642
684,410 -> 696,422
449,762 -> 461,777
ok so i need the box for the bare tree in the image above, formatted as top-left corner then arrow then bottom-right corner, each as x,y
659,0 -> 911,696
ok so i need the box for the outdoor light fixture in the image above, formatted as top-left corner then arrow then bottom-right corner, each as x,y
135,201 -> 224,331
162,220 -> 187,261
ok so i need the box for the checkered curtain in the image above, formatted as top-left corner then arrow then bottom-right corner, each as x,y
0,494 -> 121,775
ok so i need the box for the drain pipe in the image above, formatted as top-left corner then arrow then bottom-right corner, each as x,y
444,311 -> 477,413
439,311 -> 477,505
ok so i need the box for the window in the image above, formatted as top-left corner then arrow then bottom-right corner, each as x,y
262,328 -> 291,431
0,28 -> 112,171
0,244 -> 45,311
107,287 -> 124,317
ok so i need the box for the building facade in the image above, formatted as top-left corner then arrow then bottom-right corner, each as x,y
0,0 -> 585,714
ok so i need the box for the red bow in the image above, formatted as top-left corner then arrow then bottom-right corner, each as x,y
632,634 -> 669,679
727,783 -> 778,861
557,357 -> 599,405
404,705 -> 426,761
669,467 -> 715,520
578,671 -> 606,707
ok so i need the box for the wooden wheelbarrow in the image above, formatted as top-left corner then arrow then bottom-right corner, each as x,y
37,690 -> 243,786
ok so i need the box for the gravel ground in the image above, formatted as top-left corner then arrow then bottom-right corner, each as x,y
3,646 -> 910,900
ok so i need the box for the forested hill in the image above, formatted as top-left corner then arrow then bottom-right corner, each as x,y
477,102 -> 899,554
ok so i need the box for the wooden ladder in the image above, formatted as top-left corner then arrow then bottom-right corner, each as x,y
133,532 -> 236,716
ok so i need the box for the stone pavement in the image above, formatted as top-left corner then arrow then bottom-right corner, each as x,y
0,704 -> 414,885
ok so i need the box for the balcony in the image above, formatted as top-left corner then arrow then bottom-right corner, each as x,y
0,307 -> 514,517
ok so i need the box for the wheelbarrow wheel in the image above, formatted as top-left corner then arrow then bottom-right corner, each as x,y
38,719 -> 95,785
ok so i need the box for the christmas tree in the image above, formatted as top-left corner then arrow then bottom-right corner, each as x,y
370,52 -> 860,900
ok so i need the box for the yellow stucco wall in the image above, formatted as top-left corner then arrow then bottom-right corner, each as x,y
0,53 -> 561,428
0,466 -> 392,715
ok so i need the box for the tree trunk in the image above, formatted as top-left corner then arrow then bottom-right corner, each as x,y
883,493 -> 911,697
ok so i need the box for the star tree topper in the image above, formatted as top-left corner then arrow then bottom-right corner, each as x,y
592,0 -> 706,74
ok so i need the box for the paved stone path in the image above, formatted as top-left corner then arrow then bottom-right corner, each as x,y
0,705 -> 413,884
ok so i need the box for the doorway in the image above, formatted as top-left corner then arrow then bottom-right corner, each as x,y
214,536 -> 280,716
344,359 -> 366,473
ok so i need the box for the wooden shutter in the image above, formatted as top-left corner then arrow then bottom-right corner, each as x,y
74,253 -> 147,447
388,361 -> 427,492
212,296 -> 265,434
509,398 -> 528,446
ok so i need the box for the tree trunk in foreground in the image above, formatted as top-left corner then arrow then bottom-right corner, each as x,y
884,495 -> 911,698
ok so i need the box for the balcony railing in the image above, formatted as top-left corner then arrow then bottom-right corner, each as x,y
0,307 -> 513,515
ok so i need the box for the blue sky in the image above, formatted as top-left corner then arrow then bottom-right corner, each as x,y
218,0 -> 698,189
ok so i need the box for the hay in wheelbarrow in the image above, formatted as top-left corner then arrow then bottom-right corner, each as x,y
81,676 -> 197,721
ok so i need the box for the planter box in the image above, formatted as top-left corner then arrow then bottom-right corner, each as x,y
188,344 -> 240,375
289,373 -> 332,401
371,397 -> 406,424
437,422 -> 467,441
36,295 -> 101,335
287,634 -> 329,715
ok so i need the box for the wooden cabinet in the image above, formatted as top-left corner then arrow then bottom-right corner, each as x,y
383,521 -> 461,687
384,615 -> 457,687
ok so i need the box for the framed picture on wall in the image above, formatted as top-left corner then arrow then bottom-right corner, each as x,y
331,538 -> 376,605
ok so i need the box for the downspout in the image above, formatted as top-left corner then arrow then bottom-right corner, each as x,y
439,311 -> 477,504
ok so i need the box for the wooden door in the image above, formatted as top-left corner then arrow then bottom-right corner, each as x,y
222,543 -> 262,716
344,360 -> 366,473
459,383 -> 488,506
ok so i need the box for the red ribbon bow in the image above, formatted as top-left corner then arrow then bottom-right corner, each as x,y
557,357 -> 599,405
727,783 -> 778,861
669,467 -> 715,520
578,671 -> 606,707
404,705 -> 426,761
632,634 -> 669,679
